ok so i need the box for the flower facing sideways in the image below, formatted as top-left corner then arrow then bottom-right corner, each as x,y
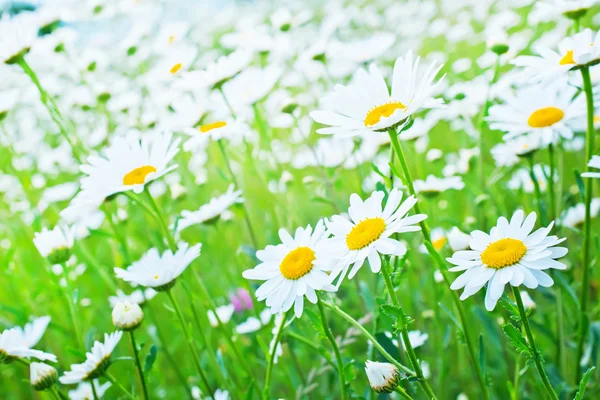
448,210 -> 567,311
364,361 -> 401,393
0,316 -> 56,364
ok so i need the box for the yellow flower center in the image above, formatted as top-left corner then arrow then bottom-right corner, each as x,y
154,275 -> 159,280
346,218 -> 386,250
199,121 -> 227,133
594,115 -> 600,124
432,237 -> 447,251
527,106 -> 564,128
364,101 -> 406,127
559,50 -> 575,65
170,63 -> 182,74
279,247 -> 315,280
480,238 -> 527,269
123,165 -> 157,186
168,35 -> 175,44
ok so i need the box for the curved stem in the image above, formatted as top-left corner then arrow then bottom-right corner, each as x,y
105,371 -> 138,400
143,188 -> 178,251
577,66 -> 595,383
90,380 -> 100,400
395,386 -> 415,400
321,300 -> 414,376
263,310 -> 290,400
512,286 -> 559,400
52,386 -> 69,400
316,294 -> 348,400
166,290 -> 214,400
381,263 -> 437,400
129,331 -> 149,400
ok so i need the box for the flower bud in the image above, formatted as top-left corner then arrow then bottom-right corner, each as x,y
33,226 -> 74,264
112,302 -> 144,331
487,33 -> 509,56
364,360 -> 401,393
30,362 -> 58,391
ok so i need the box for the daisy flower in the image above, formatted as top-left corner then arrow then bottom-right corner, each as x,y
310,50 -> 444,137
175,185 -> 243,232
195,49 -> 253,89
321,188 -> 427,286
33,226 -> 74,264
488,82 -> 585,143
60,331 -> 123,384
68,381 -> 112,400
0,14 -> 38,64
182,120 -> 250,151
0,316 -> 56,363
512,29 -> 600,81
364,361 -> 402,394
448,210 -> 568,311
242,220 -> 333,318
414,175 -> 465,196
30,362 -> 58,391
114,243 -> 201,291
108,289 -> 158,308
560,198 -> 600,228
581,155 -> 600,178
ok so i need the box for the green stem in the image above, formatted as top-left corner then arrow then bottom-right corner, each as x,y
512,286 -> 559,400
90,380 -> 100,400
60,262 -> 85,352
75,244 -> 117,291
105,371 -> 138,400
526,156 -> 547,225
511,354 -> 521,400
577,66 -> 595,383
103,204 -> 131,266
166,290 -> 214,399
129,331 -> 149,400
387,129 -> 491,400
381,263 -> 437,400
395,386 -> 415,400
316,294 -> 348,400
51,386 -> 68,400
321,300 -> 415,376
143,187 -> 178,251
548,144 -> 557,222
263,310 -> 291,400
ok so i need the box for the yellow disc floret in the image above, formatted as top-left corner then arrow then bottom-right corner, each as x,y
527,106 -> 564,128
123,165 -> 157,186
199,121 -> 227,133
346,218 -> 386,250
364,101 -> 406,127
280,247 -> 316,280
559,50 -> 575,65
480,238 -> 527,269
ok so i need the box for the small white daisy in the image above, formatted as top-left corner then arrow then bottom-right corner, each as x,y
560,198 -> 600,228
448,210 -> 568,311
364,360 -> 401,394
30,362 -> 58,391
182,120 -> 250,151
310,50 -> 444,137
108,289 -> 158,308
68,381 -> 112,400
33,226 -> 74,264
114,243 -> 201,291
414,175 -> 465,196
0,14 -> 38,64
581,155 -> 600,178
0,316 -> 56,363
175,185 -> 243,232
195,49 -> 253,89
60,331 -> 123,384
321,188 -> 427,286
242,220 -> 333,318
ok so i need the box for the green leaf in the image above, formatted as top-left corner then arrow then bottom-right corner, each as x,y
438,303 -> 463,334
479,334 -> 487,384
304,308 -> 327,339
380,304 -> 413,330
574,366 -> 595,400
502,324 -> 532,358
144,345 -> 158,374
575,169 -> 586,203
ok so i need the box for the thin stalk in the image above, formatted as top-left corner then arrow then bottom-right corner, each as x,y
51,386 -> 68,400
547,144 -> 557,222
166,290 -> 214,399
263,310 -> 291,400
103,204 -> 131,266
90,380 -> 100,400
576,66 -> 595,383
387,128 -> 491,400
512,286 -> 559,400
321,300 -> 415,376
526,156 -> 547,225
129,331 -> 149,400
105,371 -> 138,400
316,294 -> 348,400
142,187 -> 178,251
60,262 -> 85,352
381,264 -> 437,400
511,354 -> 521,400
395,386 -> 415,400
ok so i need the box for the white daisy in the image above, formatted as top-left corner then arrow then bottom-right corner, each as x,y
581,155 -> 600,178
310,50 -> 444,137
0,13 -> 38,64
447,227 -> 472,252
175,185 -> 243,232
30,362 -> 58,391
364,361 -> 401,394
448,210 -> 568,311
60,331 -> 123,384
108,289 -> 158,308
114,243 -> 201,291
560,198 -> 600,228
182,120 -> 250,151
195,49 -> 253,89
488,82 -> 585,144
242,220 -> 333,318
321,188 -> 427,286
414,175 -> 465,196
33,226 -> 74,263
0,316 -> 56,363
207,304 -> 235,327
68,381 -> 112,400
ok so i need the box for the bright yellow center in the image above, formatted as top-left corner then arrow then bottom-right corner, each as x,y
199,121 -> 227,133
527,107 -> 564,128
123,165 -> 157,186
346,218 -> 386,250
559,50 -> 575,65
594,115 -> 600,124
168,35 -> 175,44
279,247 -> 315,280
480,238 -> 527,269
154,275 -> 159,280
364,101 -> 406,127
170,63 -> 182,74
433,237 -> 447,251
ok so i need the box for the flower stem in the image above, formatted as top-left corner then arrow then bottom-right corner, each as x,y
90,380 -> 100,400
512,286 -> 559,400
129,331 -> 149,400
142,187 -> 178,251
381,262 -> 437,400
316,294 -> 348,400
166,289 -> 215,399
52,386 -> 69,400
105,371 -> 138,400
320,300 -> 415,376
576,66 -> 595,383
263,310 -> 290,400
60,261 -> 85,352
387,128 -> 491,400
526,155 -> 547,225
395,386 -> 415,400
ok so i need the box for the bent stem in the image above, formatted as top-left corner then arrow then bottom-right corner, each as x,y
321,300 -> 415,376
105,371 -> 138,400
512,286 -> 559,400
166,289 -> 215,400
263,310 -> 291,400
387,128 -> 491,400
576,66 -> 595,383
129,331 -> 149,400
381,262 -> 437,400
316,294 -> 348,400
